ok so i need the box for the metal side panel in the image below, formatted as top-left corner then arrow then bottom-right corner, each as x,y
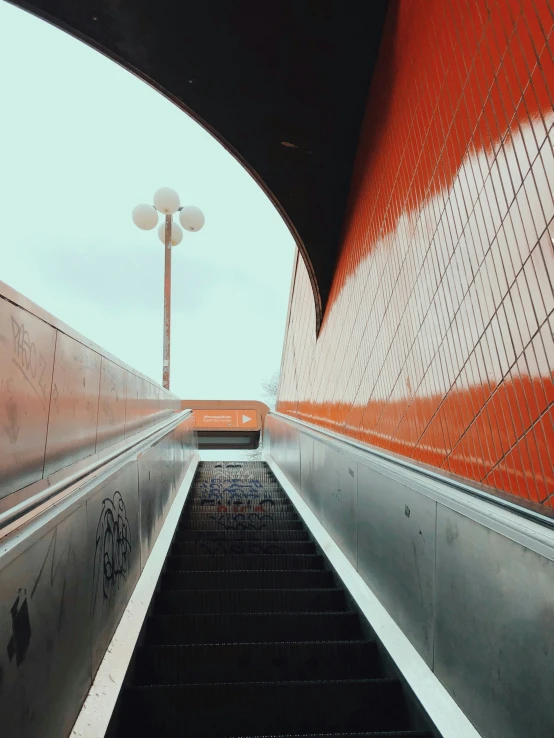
95,358 -> 127,453
316,443 -> 358,569
266,414 -> 286,471
0,504 -> 92,738
434,505 -> 554,738
44,332 -> 102,477
138,433 -> 177,565
0,301 -> 56,500
87,461 -> 140,677
123,371 -> 140,438
282,420 -> 301,490
137,443 -> 162,565
299,433 -> 317,515
357,462 -> 436,666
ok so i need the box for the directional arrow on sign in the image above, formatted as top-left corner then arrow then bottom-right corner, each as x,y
242,415 -> 252,424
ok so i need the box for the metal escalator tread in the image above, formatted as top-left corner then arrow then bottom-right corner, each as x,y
162,569 -> 336,590
110,461 -> 435,737
122,679 -> 411,736
181,519 -> 305,530
216,734 -> 432,737
166,554 -> 326,570
146,611 -> 363,644
176,529 -> 310,541
154,588 -> 346,614
172,541 -> 317,554
134,640 -> 380,684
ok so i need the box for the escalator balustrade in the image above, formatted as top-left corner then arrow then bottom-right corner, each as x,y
109,462 -> 433,738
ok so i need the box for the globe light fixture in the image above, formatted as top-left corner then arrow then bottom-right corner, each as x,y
132,203 -> 158,230
132,188 -> 205,389
179,205 -> 205,232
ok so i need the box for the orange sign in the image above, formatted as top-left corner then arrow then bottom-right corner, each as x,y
194,409 -> 259,430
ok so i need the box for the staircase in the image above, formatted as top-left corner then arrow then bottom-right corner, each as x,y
109,461 -> 434,737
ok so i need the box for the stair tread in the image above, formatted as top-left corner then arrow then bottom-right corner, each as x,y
120,679 -> 410,735
109,462 -> 433,737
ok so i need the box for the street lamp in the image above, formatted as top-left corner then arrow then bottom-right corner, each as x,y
132,187 -> 205,390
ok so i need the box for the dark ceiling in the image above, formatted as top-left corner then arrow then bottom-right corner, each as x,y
11,0 -> 388,330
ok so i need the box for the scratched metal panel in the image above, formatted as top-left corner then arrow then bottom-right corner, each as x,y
285,422 -> 301,490
95,357 -> 127,452
124,371 -> 140,438
136,376 -> 151,432
357,462 -> 436,665
266,414 -> 286,469
87,460 -> 140,675
0,301 -> 56,499
299,433 -> 320,516
137,443 -> 163,565
434,506 -> 554,738
317,444 -> 358,568
43,333 -> 101,477
0,505 -> 92,738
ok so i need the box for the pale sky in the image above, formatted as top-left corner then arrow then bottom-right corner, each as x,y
0,1 -> 295,404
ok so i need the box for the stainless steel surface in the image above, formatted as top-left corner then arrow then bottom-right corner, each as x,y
434,506 -> 554,738
0,504 -> 92,738
163,213 -> 171,390
124,370 -> 140,437
266,411 -> 554,737
319,445 -> 358,569
0,284 -> 181,514
43,332 -> 102,477
270,410 -> 554,529
0,410 -> 192,538
0,278 -> 179,399
0,413 -> 197,738
0,299 -> 56,499
357,462 -> 436,665
95,357 -> 127,452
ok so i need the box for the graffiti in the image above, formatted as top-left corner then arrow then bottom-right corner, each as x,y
207,512 -> 274,531
1,377 -> 20,444
91,491 -> 132,613
6,591 -> 31,667
10,315 -> 49,407
198,498 -> 277,512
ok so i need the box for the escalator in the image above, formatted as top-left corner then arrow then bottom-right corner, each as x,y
108,461 -> 435,737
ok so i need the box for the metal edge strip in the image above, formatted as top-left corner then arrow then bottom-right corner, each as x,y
0,412 -> 194,561
0,284 -> 179,398
265,453 -> 483,738
69,454 -> 200,738
269,411 -> 554,545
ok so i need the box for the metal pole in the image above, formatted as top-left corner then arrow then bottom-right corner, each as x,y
163,214 -> 171,390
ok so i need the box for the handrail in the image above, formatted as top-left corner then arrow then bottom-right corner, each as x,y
269,410 -> 554,530
0,409 -> 193,534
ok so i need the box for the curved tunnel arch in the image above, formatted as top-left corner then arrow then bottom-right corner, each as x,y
7,0 -> 389,334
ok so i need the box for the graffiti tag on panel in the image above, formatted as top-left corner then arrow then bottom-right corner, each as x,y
91,491 -> 132,613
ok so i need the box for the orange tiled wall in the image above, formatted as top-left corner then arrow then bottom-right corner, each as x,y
277,0 -> 554,505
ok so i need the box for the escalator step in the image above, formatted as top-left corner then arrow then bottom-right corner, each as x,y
175,530 -> 310,542
171,541 -> 317,555
180,518 -> 304,531
120,679 -> 410,736
162,569 -> 335,591
214,733 -> 432,737
165,555 -> 325,571
146,612 -> 362,644
154,588 -> 346,614
187,504 -> 294,513
133,640 -> 379,684
181,512 -> 300,523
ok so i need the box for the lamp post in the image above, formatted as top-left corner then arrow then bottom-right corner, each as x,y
132,187 -> 204,390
